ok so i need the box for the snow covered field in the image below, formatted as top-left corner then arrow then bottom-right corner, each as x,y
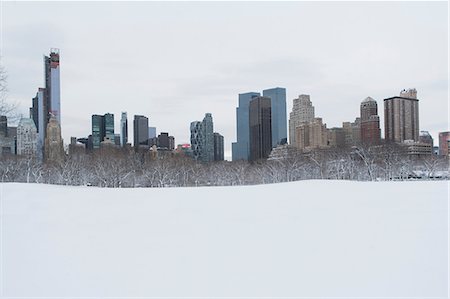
0,181 -> 448,297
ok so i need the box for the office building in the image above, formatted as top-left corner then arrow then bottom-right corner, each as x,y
232,92 -> 260,161
213,132 -> 224,161
92,113 -> 114,149
134,115 -> 149,149
360,97 -> 381,144
249,96 -> 272,161
384,88 -> 419,143
295,118 -> 328,151
263,87 -> 287,146
0,116 -> 16,156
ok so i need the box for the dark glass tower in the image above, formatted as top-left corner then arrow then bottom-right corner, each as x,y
249,96 -> 272,161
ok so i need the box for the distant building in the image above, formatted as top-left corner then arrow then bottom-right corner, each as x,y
148,127 -> 156,139
232,92 -> 260,161
134,115 -> 149,149
16,118 -> 38,156
419,131 -> 434,148
0,116 -> 16,156
120,112 -> 128,146
92,113 -> 114,149
263,87 -> 287,146
249,96 -> 272,161
360,97 -> 381,144
402,140 -> 433,156
44,115 -> 64,162
384,88 -> 419,143
438,131 -> 450,156
342,118 -> 361,146
327,127 -> 345,148
69,137 -> 85,156
289,94 -> 315,146
190,113 -> 215,162
175,144 -> 193,157
295,118 -> 328,151
213,132 -> 224,161
157,132 -> 175,150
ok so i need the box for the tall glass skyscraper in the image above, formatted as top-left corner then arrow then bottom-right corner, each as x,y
92,113 -> 115,149
232,92 -> 260,161
134,115 -> 149,148
190,113 -> 215,162
263,87 -> 287,147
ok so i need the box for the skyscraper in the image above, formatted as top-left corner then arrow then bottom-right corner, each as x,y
190,113 -> 215,162
44,115 -> 64,162
384,88 -> 419,143
91,113 -> 115,149
213,132 -> 224,161
360,97 -> 381,144
120,112 -> 128,146
232,92 -> 260,161
249,96 -> 272,161
263,87 -> 287,146
44,49 -> 61,125
289,94 -> 315,146
134,115 -> 149,149
16,118 -> 37,156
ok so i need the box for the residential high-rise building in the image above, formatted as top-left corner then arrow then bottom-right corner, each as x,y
384,88 -> 419,143
295,118 -> 328,151
190,113 -> 215,162
190,121 -> 202,160
213,132 -> 224,161
202,113 -> 214,162
263,87 -> 287,146
289,94 -> 315,146
120,112 -> 128,146
360,97 -> 381,144
342,118 -> 361,146
232,92 -> 260,161
134,115 -> 149,149
438,132 -> 450,156
44,49 -> 61,126
419,131 -> 433,148
44,115 -> 64,162
16,118 -> 38,156
249,96 -> 272,161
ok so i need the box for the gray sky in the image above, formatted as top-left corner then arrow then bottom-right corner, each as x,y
2,1 -> 448,159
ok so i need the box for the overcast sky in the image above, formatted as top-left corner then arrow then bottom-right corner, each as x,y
2,1 -> 448,158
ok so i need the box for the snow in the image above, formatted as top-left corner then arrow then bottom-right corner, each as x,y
1,181 -> 448,297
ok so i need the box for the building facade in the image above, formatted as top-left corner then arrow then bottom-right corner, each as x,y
91,113 -> 114,149
249,96 -> 272,161
384,88 -> 419,143
232,92 -> 260,161
190,113 -> 215,162
17,118 -> 38,156
213,132 -> 224,161
134,115 -> 149,149
0,116 -> 16,156
289,94 -> 315,146
120,112 -> 128,146
295,118 -> 328,151
438,131 -> 450,156
263,87 -> 287,147
360,97 -> 381,144
44,115 -> 64,162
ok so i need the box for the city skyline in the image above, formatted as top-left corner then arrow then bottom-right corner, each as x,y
2,2 -> 448,159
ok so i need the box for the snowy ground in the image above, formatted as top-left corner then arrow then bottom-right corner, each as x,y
0,181 -> 448,298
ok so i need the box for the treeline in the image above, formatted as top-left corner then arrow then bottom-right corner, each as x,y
0,144 -> 448,187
